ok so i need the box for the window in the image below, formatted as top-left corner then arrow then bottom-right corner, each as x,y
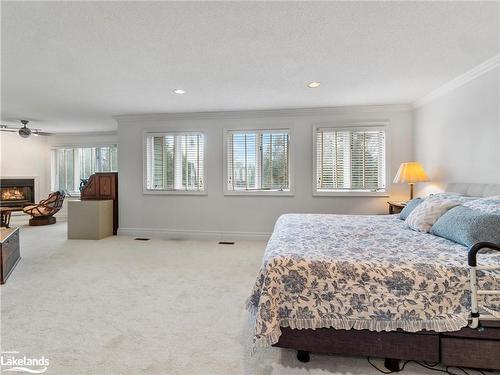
226,129 -> 290,193
144,132 -> 205,193
51,145 -> 118,194
315,126 -> 386,194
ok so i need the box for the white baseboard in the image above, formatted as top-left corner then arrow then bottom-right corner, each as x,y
117,227 -> 271,241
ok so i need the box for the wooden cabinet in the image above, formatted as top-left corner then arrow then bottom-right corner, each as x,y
81,173 -> 118,234
1,227 -> 21,284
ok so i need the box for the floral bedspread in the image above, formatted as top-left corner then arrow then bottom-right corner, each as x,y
247,214 -> 500,348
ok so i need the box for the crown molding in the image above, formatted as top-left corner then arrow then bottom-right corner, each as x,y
113,104 -> 412,123
51,130 -> 117,136
413,54 -> 500,108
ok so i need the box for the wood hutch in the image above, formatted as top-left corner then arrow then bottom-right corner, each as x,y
80,172 -> 118,234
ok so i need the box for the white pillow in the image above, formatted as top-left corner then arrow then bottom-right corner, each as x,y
405,198 -> 461,233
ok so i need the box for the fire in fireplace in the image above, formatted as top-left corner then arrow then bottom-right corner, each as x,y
0,178 -> 35,208
2,187 -> 26,201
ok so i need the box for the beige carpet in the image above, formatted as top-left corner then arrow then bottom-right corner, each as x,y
0,218 -> 482,374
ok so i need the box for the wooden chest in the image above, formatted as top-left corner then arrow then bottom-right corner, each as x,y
0,227 -> 21,284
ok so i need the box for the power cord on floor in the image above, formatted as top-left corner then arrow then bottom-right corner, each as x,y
367,357 -> 487,375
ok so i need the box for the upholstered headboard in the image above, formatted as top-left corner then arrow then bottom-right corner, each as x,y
446,183 -> 500,197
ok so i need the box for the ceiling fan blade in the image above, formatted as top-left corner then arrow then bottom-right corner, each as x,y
1,123 -> 51,136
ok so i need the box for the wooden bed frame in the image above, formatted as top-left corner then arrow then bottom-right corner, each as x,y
273,183 -> 500,371
274,314 -> 500,371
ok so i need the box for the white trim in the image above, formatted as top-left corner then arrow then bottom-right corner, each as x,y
413,54 -> 500,108
222,125 -> 294,196
312,121 -> 390,197
50,142 -> 117,149
142,190 -> 208,196
142,130 -> 207,195
50,131 -> 117,137
118,227 -> 271,241
223,190 -> 294,197
313,191 -> 389,197
114,104 -> 412,122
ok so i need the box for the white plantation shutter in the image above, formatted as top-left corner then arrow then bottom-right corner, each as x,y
316,128 -> 386,192
145,132 -> 204,191
262,133 -> 289,190
152,135 -> 175,190
227,133 -> 259,190
227,130 -> 290,192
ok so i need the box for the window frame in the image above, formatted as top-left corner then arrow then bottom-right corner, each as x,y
312,122 -> 390,197
223,126 -> 294,196
143,130 -> 207,196
50,143 -> 118,196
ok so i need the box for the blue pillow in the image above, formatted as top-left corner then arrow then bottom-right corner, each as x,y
399,198 -> 423,220
430,206 -> 500,247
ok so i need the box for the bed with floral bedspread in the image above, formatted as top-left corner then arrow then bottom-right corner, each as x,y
247,214 -> 500,348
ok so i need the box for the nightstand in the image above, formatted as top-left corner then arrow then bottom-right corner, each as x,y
387,201 -> 406,215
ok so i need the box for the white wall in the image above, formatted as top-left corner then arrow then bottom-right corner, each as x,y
414,67 -> 500,195
0,132 -> 51,202
117,105 -> 413,239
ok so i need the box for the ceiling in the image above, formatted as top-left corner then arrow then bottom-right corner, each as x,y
1,1 -> 499,133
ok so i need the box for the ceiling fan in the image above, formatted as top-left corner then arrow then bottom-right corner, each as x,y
0,120 -> 51,137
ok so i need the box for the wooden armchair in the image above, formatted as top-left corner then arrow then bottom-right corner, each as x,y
23,191 -> 66,226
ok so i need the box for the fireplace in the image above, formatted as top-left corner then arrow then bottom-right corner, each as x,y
0,179 -> 35,208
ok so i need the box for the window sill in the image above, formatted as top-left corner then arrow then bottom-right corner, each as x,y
143,189 -> 207,196
224,190 -> 294,197
65,194 -> 82,200
313,191 -> 389,197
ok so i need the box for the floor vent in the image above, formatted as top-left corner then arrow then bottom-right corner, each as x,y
134,238 -> 150,241
218,241 -> 235,245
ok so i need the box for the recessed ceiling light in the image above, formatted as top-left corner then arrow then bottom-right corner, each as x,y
173,89 -> 186,95
307,81 -> 321,88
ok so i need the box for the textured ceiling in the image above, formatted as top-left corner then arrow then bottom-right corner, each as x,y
1,1 -> 499,132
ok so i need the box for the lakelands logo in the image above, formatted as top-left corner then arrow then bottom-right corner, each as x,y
1,351 -> 50,373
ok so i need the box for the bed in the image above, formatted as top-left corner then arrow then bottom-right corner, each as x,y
247,183 -> 500,370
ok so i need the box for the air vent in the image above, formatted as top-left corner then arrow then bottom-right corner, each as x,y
134,238 -> 150,241
218,241 -> 235,245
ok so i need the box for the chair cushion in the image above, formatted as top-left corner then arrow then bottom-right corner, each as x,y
22,191 -> 65,217
404,198 -> 461,233
32,206 -> 53,216
431,206 -> 500,247
45,194 -> 59,204
22,205 -> 36,212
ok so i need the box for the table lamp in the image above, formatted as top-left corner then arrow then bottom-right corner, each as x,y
393,162 -> 429,200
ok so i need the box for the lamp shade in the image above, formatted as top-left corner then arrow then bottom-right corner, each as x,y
393,162 -> 429,184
